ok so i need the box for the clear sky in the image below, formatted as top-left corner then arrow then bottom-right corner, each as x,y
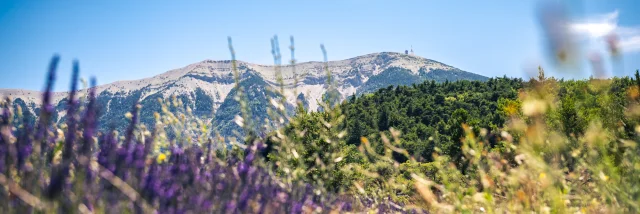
1,1 -> 639,91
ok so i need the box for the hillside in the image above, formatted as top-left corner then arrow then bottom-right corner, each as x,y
0,52 -> 487,137
265,77 -> 526,172
264,74 -> 640,201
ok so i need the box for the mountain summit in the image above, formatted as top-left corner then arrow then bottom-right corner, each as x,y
0,52 -> 487,136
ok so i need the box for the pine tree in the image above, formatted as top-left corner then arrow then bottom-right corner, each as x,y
378,107 -> 390,131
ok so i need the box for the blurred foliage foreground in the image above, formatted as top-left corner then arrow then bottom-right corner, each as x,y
1,38 -> 640,213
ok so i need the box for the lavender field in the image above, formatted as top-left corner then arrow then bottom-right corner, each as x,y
1,1 -> 640,213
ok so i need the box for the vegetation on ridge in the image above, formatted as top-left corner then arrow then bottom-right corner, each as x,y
266,67 -> 640,212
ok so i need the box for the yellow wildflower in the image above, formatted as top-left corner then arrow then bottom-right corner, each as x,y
157,153 -> 167,163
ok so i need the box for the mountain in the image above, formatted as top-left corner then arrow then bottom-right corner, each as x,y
0,52 -> 488,138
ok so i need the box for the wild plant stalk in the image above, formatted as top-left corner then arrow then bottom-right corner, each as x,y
227,37 -> 254,146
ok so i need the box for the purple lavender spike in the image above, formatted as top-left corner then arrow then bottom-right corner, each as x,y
36,55 -> 60,146
44,164 -> 69,199
201,200 -> 212,211
237,187 -> 250,210
98,131 -> 118,173
133,141 -> 146,168
291,202 -> 303,214
164,183 -> 179,200
256,141 -> 266,150
141,162 -> 159,201
225,201 -> 237,213
16,120 -> 33,171
45,60 -> 79,201
238,162 -> 249,175
342,202 -> 353,211
0,101 -> 9,173
2,100 -> 18,175
245,150 -> 255,163
61,60 -> 80,163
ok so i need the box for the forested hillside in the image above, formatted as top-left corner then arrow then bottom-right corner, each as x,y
343,78 -> 523,163
265,70 -> 640,211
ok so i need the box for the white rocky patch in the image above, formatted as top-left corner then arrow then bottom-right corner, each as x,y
0,52 -> 466,117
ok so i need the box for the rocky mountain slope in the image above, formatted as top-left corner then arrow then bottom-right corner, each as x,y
0,52 -> 487,138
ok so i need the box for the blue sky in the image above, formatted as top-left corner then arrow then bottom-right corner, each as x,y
1,1 -> 639,91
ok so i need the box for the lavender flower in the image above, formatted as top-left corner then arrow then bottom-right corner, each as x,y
36,55 -> 60,155
45,60 -> 80,202
44,164 -> 69,199
16,120 -> 33,171
61,60 -> 80,163
0,100 -> 10,174
98,131 -> 118,173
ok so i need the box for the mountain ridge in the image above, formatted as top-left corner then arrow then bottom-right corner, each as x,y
0,52 -> 472,97
0,52 -> 488,136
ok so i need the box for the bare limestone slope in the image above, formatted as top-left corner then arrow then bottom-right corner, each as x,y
0,52 -> 487,135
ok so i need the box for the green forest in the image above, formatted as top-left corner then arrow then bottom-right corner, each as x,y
263,69 -> 640,212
